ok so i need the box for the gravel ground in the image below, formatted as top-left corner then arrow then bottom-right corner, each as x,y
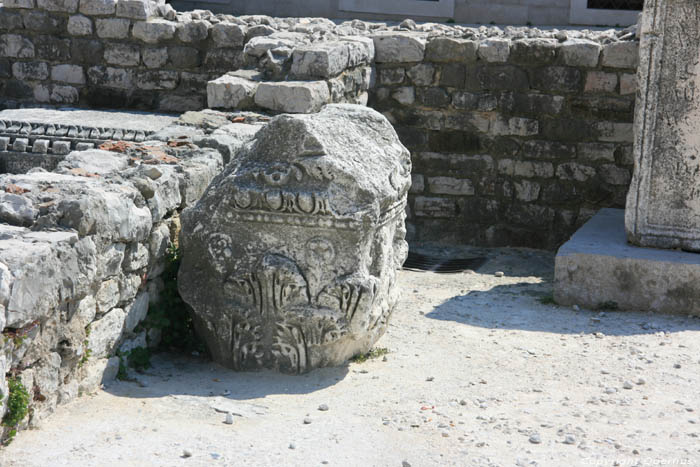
2,246 -> 699,467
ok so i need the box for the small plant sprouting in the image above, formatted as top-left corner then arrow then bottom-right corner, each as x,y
351,347 -> 389,363
2,376 -> 30,445
127,347 -> 151,371
78,342 -> 92,369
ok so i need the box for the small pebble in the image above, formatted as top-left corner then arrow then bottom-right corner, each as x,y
289,443 -> 296,450
426,376 -> 434,382
303,417 -> 312,424
573,305 -> 580,311
494,271 -> 504,277
182,449 -> 193,458
402,462 -> 412,467
529,433 -> 542,444
623,381 -> 634,390
459,399 -> 467,406
674,363 -> 682,369
224,412 -> 234,424
318,404 -> 329,411
636,378 -> 646,385
563,435 -> 576,445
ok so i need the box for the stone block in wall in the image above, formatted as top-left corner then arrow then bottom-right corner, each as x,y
443,112 -> 489,133
416,87 -> 449,108
344,36 -> 374,67
95,18 -> 130,39
136,70 -> 178,90
142,46 -> 168,68
577,142 -> 616,162
51,63 -> 85,84
391,86 -> 414,106
559,39 -> 601,68
477,65 -> 529,91
410,174 -> 424,193
3,0 -> 35,9
116,0 -> 156,20
521,140 -> 576,161
498,159 -> 554,178
428,176 -> 475,196
379,67 -> 404,85
514,180 -> 540,202
254,80 -> 330,113
439,63 -> 465,88
34,35 -> 70,60
372,32 -> 426,63
556,162 -> 596,182
87,307 -> 125,358
491,117 -> 538,137
601,41 -> 638,69
531,66 -> 582,93
291,42 -> 349,79
203,48 -> 242,71
599,164 -> 630,185
499,92 -> 565,116
132,19 -> 176,43
79,357 -> 119,395
211,22 -> 246,47
67,15 -> 92,36
79,0 -> 116,15
34,83 -> 50,101
12,61 -> 49,80
71,38 -> 103,65
36,0 -> 78,13
22,10 -> 64,33
0,10 -> 24,30
510,38 -> 558,65
124,291 -> 149,333
176,20 -> 210,43
168,46 -> 200,68
207,74 -> 258,109
104,43 -> 140,66
425,37 -> 477,63
406,63 -> 434,86
414,196 -> 456,218
619,73 -> 636,95
0,34 -> 35,58
87,65 -> 133,89
452,91 -> 496,112
594,121 -> 633,143
584,71 -> 617,93
478,38 -> 510,63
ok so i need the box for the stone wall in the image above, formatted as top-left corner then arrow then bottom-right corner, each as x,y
0,2 -> 640,249
0,110 -> 250,437
370,34 -> 638,249
0,1 -> 371,112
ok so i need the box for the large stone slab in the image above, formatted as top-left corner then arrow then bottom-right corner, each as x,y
555,208 -> 700,315
178,104 -> 411,373
626,0 -> 700,250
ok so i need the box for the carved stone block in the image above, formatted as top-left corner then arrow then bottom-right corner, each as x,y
178,104 -> 411,374
626,0 -> 700,250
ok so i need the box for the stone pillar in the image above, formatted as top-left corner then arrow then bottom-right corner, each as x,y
626,0 -> 700,251
178,104 -> 411,374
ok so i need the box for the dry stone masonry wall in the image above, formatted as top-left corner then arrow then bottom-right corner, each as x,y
0,108 -> 264,438
371,29 -> 639,249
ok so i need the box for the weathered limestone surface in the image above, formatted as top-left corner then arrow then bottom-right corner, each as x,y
179,104 -> 411,373
626,0 -> 700,250
555,209 -> 700,315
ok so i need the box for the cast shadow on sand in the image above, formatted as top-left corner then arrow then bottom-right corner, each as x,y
425,281 -> 700,337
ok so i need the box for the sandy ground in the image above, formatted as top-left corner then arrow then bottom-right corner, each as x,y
2,246 -> 700,467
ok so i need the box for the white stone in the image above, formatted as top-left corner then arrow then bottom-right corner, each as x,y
372,32 -> 426,63
207,75 -> 258,110
67,15 -> 92,36
51,64 -> 85,84
254,81 -> 330,114
132,19 -> 176,44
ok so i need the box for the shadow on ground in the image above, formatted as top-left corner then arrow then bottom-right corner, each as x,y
426,281 -> 700,337
104,354 -> 351,402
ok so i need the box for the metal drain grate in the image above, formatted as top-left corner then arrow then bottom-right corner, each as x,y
402,251 -> 487,274
587,0 -> 642,10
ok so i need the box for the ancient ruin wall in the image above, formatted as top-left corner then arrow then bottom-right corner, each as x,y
372,35 -> 639,249
0,1 -> 639,248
